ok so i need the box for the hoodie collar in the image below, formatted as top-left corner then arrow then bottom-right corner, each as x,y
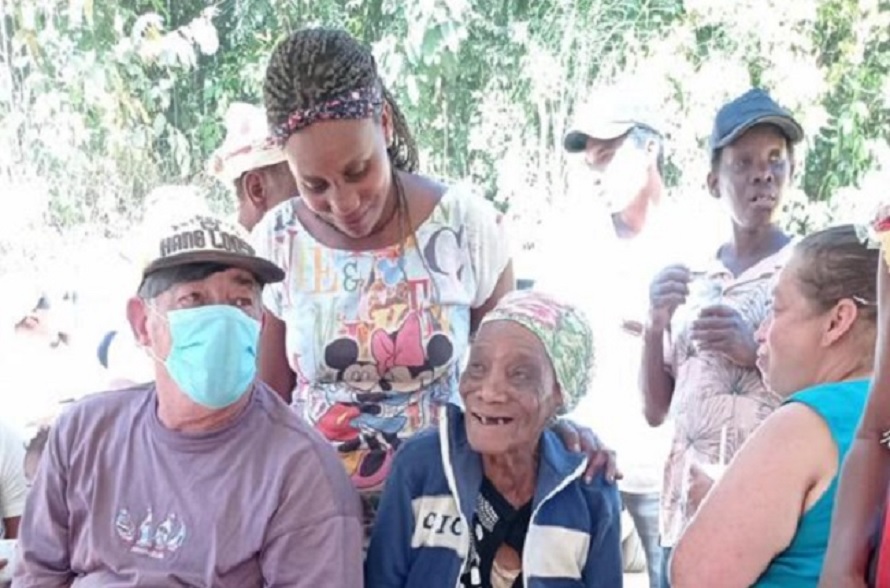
441,404 -> 587,520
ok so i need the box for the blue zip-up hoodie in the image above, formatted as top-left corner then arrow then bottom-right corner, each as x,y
365,405 -> 623,587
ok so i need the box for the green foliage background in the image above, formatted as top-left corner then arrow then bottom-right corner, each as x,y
1,0 -> 889,272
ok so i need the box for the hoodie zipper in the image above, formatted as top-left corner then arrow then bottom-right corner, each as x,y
521,458 -> 588,588
439,409 -> 472,588
441,409 -> 589,588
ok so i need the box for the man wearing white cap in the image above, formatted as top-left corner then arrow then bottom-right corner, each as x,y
208,102 -> 297,231
536,86 -> 678,588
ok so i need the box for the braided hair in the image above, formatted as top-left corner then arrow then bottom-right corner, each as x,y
263,28 -> 419,172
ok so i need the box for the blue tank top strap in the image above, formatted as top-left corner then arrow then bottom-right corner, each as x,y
754,379 -> 870,587
782,379 -> 870,462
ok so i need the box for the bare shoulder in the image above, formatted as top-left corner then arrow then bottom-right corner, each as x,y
734,402 -> 836,488
755,402 -> 834,442
401,172 -> 447,228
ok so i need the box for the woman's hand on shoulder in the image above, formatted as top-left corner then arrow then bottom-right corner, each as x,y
551,419 -> 621,484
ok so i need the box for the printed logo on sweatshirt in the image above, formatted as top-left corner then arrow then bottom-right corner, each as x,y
114,507 -> 187,559
411,495 -> 464,553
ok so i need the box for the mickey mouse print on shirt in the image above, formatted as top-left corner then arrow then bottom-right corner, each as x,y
252,184 -> 511,494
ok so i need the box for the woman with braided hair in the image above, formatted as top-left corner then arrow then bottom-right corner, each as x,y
252,27 -> 617,542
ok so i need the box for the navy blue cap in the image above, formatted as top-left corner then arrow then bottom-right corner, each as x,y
710,89 -> 804,153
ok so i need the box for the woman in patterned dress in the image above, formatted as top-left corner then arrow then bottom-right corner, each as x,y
640,88 -> 804,585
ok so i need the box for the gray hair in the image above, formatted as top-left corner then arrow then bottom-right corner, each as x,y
137,262 -> 242,300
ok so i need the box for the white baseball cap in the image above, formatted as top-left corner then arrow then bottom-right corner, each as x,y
564,86 -> 663,153
208,102 -> 287,184
138,213 -> 284,285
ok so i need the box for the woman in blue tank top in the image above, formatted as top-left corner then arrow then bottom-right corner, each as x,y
669,224 -> 878,587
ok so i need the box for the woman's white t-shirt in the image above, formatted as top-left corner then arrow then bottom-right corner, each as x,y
252,183 -> 510,492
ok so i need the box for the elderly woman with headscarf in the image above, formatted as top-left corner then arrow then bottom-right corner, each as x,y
365,290 -> 622,588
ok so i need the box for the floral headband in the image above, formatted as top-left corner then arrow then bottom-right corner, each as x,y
271,84 -> 384,146
479,290 -> 594,413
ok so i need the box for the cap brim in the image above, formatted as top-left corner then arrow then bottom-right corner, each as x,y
563,121 -> 636,152
143,251 -> 285,285
714,115 -> 804,150
563,131 -> 589,153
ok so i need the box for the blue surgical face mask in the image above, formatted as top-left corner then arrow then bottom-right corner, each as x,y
160,305 -> 261,409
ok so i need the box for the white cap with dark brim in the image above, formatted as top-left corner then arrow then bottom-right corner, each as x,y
564,119 -> 643,153
140,213 -> 284,285
564,88 -> 663,153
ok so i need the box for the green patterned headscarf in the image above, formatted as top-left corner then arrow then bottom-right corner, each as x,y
479,290 -> 594,413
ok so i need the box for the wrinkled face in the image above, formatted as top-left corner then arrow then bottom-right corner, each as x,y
459,321 -> 562,455
756,257 -> 841,396
283,110 -> 394,239
129,268 -> 262,364
709,125 -> 791,229
583,132 -> 651,212
236,162 -> 298,232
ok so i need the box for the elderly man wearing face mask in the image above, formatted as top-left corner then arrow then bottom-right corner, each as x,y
535,86 -> 681,588
13,213 -> 363,587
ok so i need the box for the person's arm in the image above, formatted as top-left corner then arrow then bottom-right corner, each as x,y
470,262 -> 514,334
259,449 -> 363,587
549,421 -> 619,484
250,213 -> 296,404
819,441 -> 888,588
821,260 -> 890,587
582,483 -> 624,588
0,423 -> 26,540
13,421 -> 73,587
261,514 -> 363,588
258,311 -> 295,403
464,186 -> 513,335
640,326 -> 674,426
640,264 -> 690,427
364,448 -> 418,587
670,403 -> 832,587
